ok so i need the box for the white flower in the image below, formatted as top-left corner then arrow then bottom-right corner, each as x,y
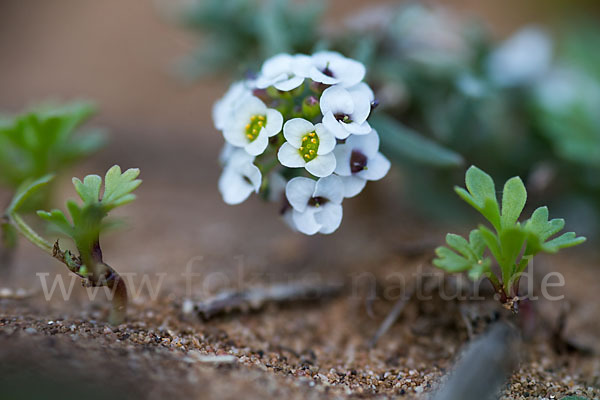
320,83 -> 374,139
223,96 -> 283,156
285,175 -> 344,235
255,53 -> 312,91
308,51 -> 366,88
487,27 -> 552,87
218,149 -> 262,205
277,118 -> 336,177
213,81 -> 253,131
333,130 -> 391,198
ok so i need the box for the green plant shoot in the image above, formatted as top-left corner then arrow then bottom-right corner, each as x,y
6,166 -> 141,325
433,166 -> 586,310
0,102 -> 106,266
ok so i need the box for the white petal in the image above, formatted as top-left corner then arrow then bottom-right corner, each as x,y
265,109 -> 283,137
283,118 -> 314,147
333,58 -> 366,87
286,177 -> 316,212
278,142 -> 306,168
244,130 -> 269,156
292,208 -> 321,235
219,169 -> 254,205
238,163 -> 262,192
223,119 -> 249,147
261,53 -> 293,77
344,120 -> 372,135
238,96 -> 267,116
219,143 -> 236,166
315,203 -> 343,234
274,76 -> 305,91
339,175 -> 367,198
306,153 -> 336,178
320,86 -> 354,115
333,144 -> 352,176
346,129 -> 380,157
212,81 -> 250,130
292,54 -> 313,77
314,123 -> 336,155
226,148 -> 255,168
313,174 -> 344,204
323,112 -> 350,140
309,67 -> 339,85
348,83 -> 374,123
357,152 -> 391,181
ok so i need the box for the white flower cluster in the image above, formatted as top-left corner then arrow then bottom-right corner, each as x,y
213,52 -> 391,235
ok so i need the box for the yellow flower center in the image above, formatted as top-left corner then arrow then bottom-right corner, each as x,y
245,114 -> 267,142
299,132 -> 319,161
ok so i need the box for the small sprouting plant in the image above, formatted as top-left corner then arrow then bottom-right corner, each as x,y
0,102 -> 105,264
5,166 -> 141,324
433,166 -> 586,310
214,52 -> 391,235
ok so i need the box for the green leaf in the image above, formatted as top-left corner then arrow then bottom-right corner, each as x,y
543,232 -> 586,253
0,101 -> 105,194
524,206 -> 586,255
36,166 -> 141,250
7,174 -> 55,215
433,229 -> 491,278
455,166 -> 501,231
102,166 -> 142,211
370,114 -> 464,167
501,176 -> 527,229
73,174 -> 102,205
37,209 -> 74,237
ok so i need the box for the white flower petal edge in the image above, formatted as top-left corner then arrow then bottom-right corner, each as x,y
292,208 -> 321,235
339,176 -> 367,198
320,84 -> 374,139
333,130 -> 391,198
285,177 -> 316,213
283,118 -> 315,147
219,150 -> 262,205
313,203 -> 343,234
255,53 -> 311,91
278,118 -> 337,177
285,175 -> 345,235
305,153 -> 336,178
223,96 -> 283,156
309,51 -> 366,88
212,81 -> 253,131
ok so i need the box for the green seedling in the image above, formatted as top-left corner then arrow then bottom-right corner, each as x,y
5,166 -> 141,325
433,166 -> 586,311
0,102 -> 105,266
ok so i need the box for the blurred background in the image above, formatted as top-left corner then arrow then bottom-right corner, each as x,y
0,0 -> 599,292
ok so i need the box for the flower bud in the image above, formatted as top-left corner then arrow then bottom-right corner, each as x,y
302,96 -> 321,121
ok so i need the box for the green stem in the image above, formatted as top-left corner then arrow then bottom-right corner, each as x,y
9,212 -> 53,254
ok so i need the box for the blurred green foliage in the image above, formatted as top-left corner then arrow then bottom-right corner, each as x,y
174,0 -> 600,235
0,102 -> 105,191
177,0 -> 324,78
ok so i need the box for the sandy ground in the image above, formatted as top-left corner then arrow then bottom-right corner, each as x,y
1,0 -> 600,399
